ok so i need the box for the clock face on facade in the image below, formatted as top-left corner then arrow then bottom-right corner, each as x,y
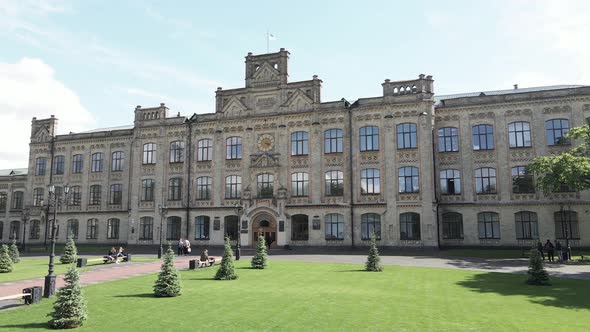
257,134 -> 275,152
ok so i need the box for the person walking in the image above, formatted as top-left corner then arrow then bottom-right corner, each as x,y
536,241 -> 545,261
177,238 -> 184,256
544,239 -> 555,262
184,239 -> 191,256
556,241 -> 563,262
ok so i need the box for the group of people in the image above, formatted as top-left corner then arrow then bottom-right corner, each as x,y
106,246 -> 126,264
177,238 -> 191,256
536,239 -> 567,262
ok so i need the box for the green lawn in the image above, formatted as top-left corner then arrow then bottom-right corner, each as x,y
1,261 -> 589,331
0,257 -> 159,283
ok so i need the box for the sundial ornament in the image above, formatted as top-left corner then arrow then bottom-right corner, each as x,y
257,134 -> 275,152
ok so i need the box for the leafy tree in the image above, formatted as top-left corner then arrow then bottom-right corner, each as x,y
215,237 -> 238,280
251,235 -> 268,269
48,266 -> 88,329
60,236 -> 78,264
0,245 -> 14,273
526,248 -> 551,286
153,246 -> 182,297
528,126 -> 590,193
365,233 -> 383,272
9,239 -> 20,263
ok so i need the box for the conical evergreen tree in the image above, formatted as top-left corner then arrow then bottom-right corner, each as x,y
0,245 -> 14,273
251,235 -> 268,269
526,248 -> 551,285
9,239 -> 20,263
48,266 -> 87,329
365,233 -> 383,272
60,236 -> 78,264
153,246 -> 182,297
215,237 -> 238,280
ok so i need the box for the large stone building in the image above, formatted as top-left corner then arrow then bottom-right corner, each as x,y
1,49 -> 589,249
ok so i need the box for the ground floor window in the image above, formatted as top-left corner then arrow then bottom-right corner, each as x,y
361,213 -> 381,240
139,217 -> 153,240
29,220 -> 40,239
107,218 -> 120,239
554,211 -> 580,239
400,212 -> 420,240
325,214 -> 344,240
515,211 -> 538,240
167,216 -> 181,241
86,219 -> 99,239
478,212 -> 500,239
195,216 -> 210,240
291,214 -> 309,241
224,216 -> 239,241
67,219 -> 79,239
442,212 -> 463,239
9,221 -> 20,239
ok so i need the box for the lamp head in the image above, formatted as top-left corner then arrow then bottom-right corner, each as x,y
48,184 -> 55,194
64,185 -> 70,195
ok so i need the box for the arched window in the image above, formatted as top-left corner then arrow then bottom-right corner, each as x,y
325,171 -> 344,196
515,212 -> 538,240
142,143 -> 157,164
291,214 -> 309,241
107,218 -> 120,239
195,216 -> 210,240
139,217 -> 153,240
196,177 -> 212,200
291,131 -> 309,156
508,122 -> 531,148
360,168 -> 380,194
472,124 -> 494,150
224,215 -> 239,241
167,216 -> 181,241
512,166 -> 534,193
35,157 -> 47,176
325,214 -> 344,240
9,221 -> 19,239
554,210 -> 580,239
475,168 -> 497,194
478,212 -> 500,239
168,178 -> 182,201
442,213 -> 463,239
359,126 -> 379,151
438,127 -> 459,152
291,172 -> 309,197
111,151 -> 124,171
53,155 -> 65,174
197,139 -> 213,161
400,212 -> 420,240
257,173 -> 274,198
72,154 -> 84,173
396,123 -> 417,149
398,167 -> 419,193
440,169 -> 461,194
546,119 -> 570,145
361,213 -> 380,240
86,219 -> 99,239
169,141 -> 185,163
225,175 -> 241,199
91,153 -> 104,172
324,129 -> 343,153
66,219 -> 79,239
226,136 -> 242,160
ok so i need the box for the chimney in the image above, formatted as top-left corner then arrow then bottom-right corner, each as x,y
513,84 -> 518,90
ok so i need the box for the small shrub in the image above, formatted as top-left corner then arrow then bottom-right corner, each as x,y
215,237 -> 238,280
251,235 -> 268,269
365,233 -> 383,272
9,239 -> 20,263
153,246 -> 182,297
48,266 -> 88,329
526,249 -> 551,286
0,245 -> 14,273
60,237 -> 78,264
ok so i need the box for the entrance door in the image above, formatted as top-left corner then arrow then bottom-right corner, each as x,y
252,218 -> 277,248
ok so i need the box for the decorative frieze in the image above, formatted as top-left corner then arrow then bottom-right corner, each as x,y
290,156 -> 308,168
195,161 -> 212,170
141,165 -> 155,175
473,151 -> 496,163
438,153 -> 460,165
324,155 -> 344,167
476,194 -> 499,201
168,164 -> 184,174
542,105 -> 571,114
504,109 -> 532,117
398,193 -> 421,201
360,152 -> 379,165
397,151 -> 418,163
440,195 -> 462,203
469,112 -> 495,119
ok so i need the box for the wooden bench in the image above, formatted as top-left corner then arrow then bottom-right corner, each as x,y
76,255 -> 131,267
0,287 -> 42,305
189,258 -> 216,269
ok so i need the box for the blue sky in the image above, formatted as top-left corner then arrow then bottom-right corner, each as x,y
1,0 -> 589,168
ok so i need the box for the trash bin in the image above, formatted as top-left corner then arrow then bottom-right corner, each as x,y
563,252 -> 569,261
76,258 -> 87,268
23,286 -> 42,304
125,254 -> 131,262
189,260 -> 197,270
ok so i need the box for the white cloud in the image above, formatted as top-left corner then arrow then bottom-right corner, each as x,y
0,58 -> 95,168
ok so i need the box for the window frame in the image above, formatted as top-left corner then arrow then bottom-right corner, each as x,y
91,152 -> 104,172
291,172 -> 309,197
257,173 -> 274,198
142,143 -> 157,165
545,119 -> 570,146
109,184 -> 122,205
361,213 -> 381,240
66,219 -> 79,239
169,141 -> 185,163
35,157 -> 47,176
438,127 -> 459,152
515,211 -> 538,240
226,136 -> 242,160
325,213 -> 344,240
324,170 -> 344,196
472,124 -> 495,150
398,166 -> 420,193
139,216 -> 154,240
554,211 -> 580,239
442,212 -> 463,239
168,178 -> 182,201
440,169 -> 461,195
72,154 -> 84,173
360,168 -> 380,195
512,166 -> 535,193
11,191 -> 24,210
141,179 -> 155,201
196,176 -> 212,200
225,175 -> 241,199
324,129 -> 343,154
33,188 -> 44,206
396,123 -> 417,149
478,212 -> 500,239
111,151 -> 124,172
86,218 -> 99,239
89,185 -> 101,205
195,216 -> 210,240
475,167 -> 497,194
400,212 -> 421,240
359,126 -> 379,152
291,131 -> 309,156
508,121 -> 532,148
107,218 -> 120,239
291,214 -> 309,241
197,139 -> 213,161
53,155 -> 65,175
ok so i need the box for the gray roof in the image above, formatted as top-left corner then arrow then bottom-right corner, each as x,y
0,168 -> 28,176
435,85 -> 585,104
73,125 -> 134,134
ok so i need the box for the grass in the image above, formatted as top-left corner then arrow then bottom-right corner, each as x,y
0,257 -> 159,283
443,249 -> 589,262
1,261 -> 589,331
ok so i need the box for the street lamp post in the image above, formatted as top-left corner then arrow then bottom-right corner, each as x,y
21,208 -> 30,253
234,202 -> 243,260
566,205 -> 571,261
158,205 -> 168,259
44,184 -> 69,298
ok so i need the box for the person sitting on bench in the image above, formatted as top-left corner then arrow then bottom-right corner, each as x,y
105,247 -> 117,263
199,249 -> 215,267
115,246 -> 125,264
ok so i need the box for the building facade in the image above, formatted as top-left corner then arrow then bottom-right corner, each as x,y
1,49 -> 589,248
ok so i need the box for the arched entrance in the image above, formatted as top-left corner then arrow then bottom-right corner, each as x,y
251,213 -> 278,248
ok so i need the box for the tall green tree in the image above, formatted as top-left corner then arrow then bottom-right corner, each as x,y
48,266 -> 88,329
251,235 -> 268,269
153,246 -> 182,297
0,245 -> 14,273
9,239 -> 20,263
60,236 -> 78,264
215,237 -> 238,280
365,233 -> 383,272
528,126 -> 590,193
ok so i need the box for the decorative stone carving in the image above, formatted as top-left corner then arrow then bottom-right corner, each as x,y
250,153 -> 280,168
290,156 -> 308,168
325,155 -> 344,167
360,152 -> 379,165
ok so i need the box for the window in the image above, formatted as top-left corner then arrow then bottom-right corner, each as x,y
143,143 -> 156,164
107,218 -> 120,239
169,141 -> 185,163
166,217 -> 182,240
91,153 -> 104,172
478,212 -> 500,239
53,155 -> 65,174
109,184 -> 122,205
11,191 -> 24,210
66,219 -> 79,239
361,168 -> 380,194
325,214 -> 344,240
508,122 -> 532,148
442,212 -> 463,239
546,119 -> 570,145
398,167 -> 419,193
291,172 -> 309,197
111,151 -> 124,171
475,168 -> 497,194
291,214 -> 309,241
400,212 -> 421,240
257,173 -> 274,198
139,217 -> 153,240
54,186 -> 63,204
225,176 -> 241,199
141,179 -> 155,201
472,124 -> 494,150
360,126 -> 379,151
226,136 -> 242,160
89,185 -> 101,205
86,219 -> 98,239
197,139 -> 212,161
168,178 -> 182,201
0,192 -> 6,211
72,154 -> 84,173
554,211 -> 580,239
196,177 -> 212,200
35,157 -> 47,176
33,188 -> 44,206
29,220 -> 40,239
195,216 -> 210,240
440,169 -> 461,194
9,221 -> 19,239
361,213 -> 381,240
224,216 -> 239,241
512,166 -> 534,193
69,186 -> 81,206
324,129 -> 343,153
325,171 -> 344,196
515,212 -> 538,240
291,131 -> 309,156
0,221 -> 3,239
438,127 -> 459,152
396,123 -> 417,149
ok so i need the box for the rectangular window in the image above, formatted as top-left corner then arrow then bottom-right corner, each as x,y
225,176 -> 241,199
196,177 -> 212,200
226,137 -> 242,160
195,216 -> 210,240
111,151 -> 124,171
398,167 -> 420,193
169,141 -> 185,163
0,192 -> 7,211
291,131 -> 309,156
472,124 -> 495,150
35,157 -> 47,176
89,185 -> 101,205
546,119 -> 570,146
508,122 -> 532,148
12,191 -> 23,209
29,220 -> 41,239
107,218 -> 120,239
86,219 -> 99,239
139,217 -> 153,240
53,155 -> 65,174
515,212 -> 538,240
361,213 -> 381,240
197,139 -> 212,161
396,123 -> 417,149
360,126 -> 379,151
257,173 -> 274,198
168,178 -> 182,201
91,153 -> 104,172
33,188 -> 44,206
512,166 -> 535,193
361,168 -> 380,194
66,220 -> 79,239
440,169 -> 461,195
400,213 -> 421,240
325,171 -> 344,196
109,184 -> 122,205
143,143 -> 156,164
475,168 -> 497,194
141,179 -> 155,201
438,127 -> 459,152
478,212 -> 500,239
69,186 -> 81,206
291,172 -> 309,197
442,213 -> 463,239
325,214 -> 344,240
324,129 -> 343,154
72,154 -> 84,173
9,221 -> 20,239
